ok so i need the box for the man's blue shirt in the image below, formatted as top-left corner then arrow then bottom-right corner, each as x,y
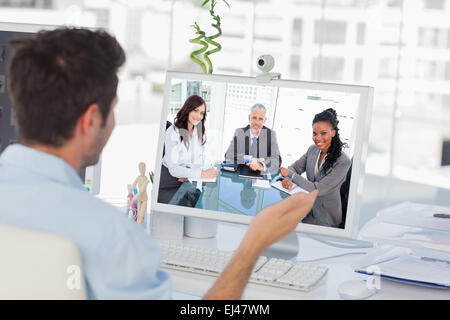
0,144 -> 171,299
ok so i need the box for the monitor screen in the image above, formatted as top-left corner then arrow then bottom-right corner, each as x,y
0,22 -> 101,195
152,71 -> 373,239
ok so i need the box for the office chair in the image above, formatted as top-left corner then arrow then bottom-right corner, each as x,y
162,120 -> 172,158
339,162 -> 352,229
0,224 -> 87,299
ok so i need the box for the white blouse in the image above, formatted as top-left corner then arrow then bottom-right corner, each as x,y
162,125 -> 205,179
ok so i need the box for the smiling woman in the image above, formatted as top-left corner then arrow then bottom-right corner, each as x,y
279,108 -> 351,228
158,94 -> 218,203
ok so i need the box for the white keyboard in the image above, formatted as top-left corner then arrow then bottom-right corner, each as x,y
159,241 -> 328,292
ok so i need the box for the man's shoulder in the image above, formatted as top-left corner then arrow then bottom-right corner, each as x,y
63,187 -> 129,223
235,125 -> 250,133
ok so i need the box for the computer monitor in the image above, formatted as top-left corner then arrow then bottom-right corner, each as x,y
151,71 -> 373,240
0,22 -> 101,195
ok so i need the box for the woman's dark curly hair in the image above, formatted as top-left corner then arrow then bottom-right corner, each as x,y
313,108 -> 347,175
174,94 -> 207,150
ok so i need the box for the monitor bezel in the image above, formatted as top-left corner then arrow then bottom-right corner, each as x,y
151,71 -> 373,239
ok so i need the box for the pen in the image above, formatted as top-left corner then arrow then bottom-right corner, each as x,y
433,213 -> 450,219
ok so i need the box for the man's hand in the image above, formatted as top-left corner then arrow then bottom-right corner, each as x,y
247,162 -> 263,171
244,190 -> 318,252
203,190 -> 318,300
281,178 -> 293,190
177,178 -> 187,182
247,158 -> 263,171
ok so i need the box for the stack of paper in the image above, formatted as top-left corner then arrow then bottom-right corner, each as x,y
355,202 -> 450,288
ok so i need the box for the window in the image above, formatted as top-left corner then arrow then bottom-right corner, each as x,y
441,140 -> 450,166
443,95 -> 450,109
312,57 -> 345,81
418,27 -> 447,48
354,58 -> 363,81
416,60 -> 446,80
290,55 -> 301,79
356,23 -> 366,45
314,20 -> 347,44
423,0 -> 445,10
378,58 -> 397,79
292,18 -> 303,46
0,0 -> 52,8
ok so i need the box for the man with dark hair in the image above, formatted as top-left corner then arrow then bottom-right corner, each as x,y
0,28 -> 317,299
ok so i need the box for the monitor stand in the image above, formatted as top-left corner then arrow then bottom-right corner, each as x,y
184,217 -> 218,239
149,211 -> 184,242
150,212 -> 299,259
149,213 -> 218,240
262,232 -> 299,260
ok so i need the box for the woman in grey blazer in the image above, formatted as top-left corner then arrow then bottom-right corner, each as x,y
279,108 -> 351,228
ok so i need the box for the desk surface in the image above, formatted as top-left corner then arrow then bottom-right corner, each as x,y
161,223 -> 449,300
170,169 -> 286,216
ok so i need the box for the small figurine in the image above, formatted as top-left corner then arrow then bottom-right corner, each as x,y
127,162 -> 150,225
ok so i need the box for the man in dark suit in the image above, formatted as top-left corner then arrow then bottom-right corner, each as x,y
225,104 -> 281,173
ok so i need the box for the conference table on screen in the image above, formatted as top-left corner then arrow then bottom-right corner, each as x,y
168,168 -> 292,216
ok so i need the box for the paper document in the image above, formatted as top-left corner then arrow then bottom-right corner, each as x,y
356,254 -> 450,287
271,180 -> 309,195
252,179 -> 270,189
189,177 -> 217,183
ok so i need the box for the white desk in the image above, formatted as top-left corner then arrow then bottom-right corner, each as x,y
101,124 -> 450,300
160,223 -> 449,300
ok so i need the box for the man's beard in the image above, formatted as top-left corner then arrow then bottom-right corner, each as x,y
81,128 -> 108,168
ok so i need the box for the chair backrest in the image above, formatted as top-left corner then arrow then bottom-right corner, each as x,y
0,224 -> 87,300
162,120 -> 172,158
339,162 -> 352,229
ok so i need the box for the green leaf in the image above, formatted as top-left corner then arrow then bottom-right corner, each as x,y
222,0 -> 230,8
201,0 -> 210,7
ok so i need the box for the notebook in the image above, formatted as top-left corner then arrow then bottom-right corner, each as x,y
238,165 -> 263,179
221,162 -> 238,172
271,179 -> 309,195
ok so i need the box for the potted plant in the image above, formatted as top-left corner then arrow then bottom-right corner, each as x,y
189,0 -> 230,74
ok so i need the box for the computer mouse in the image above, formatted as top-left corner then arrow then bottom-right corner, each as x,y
338,280 -> 377,300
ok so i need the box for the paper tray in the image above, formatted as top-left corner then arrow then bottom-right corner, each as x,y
375,202 -> 450,233
358,219 -> 450,260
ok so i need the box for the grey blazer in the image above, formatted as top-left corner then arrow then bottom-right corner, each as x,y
287,144 -> 351,227
224,125 -> 281,173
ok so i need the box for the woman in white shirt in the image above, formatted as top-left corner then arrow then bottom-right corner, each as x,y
278,108 -> 351,227
158,94 -> 218,204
